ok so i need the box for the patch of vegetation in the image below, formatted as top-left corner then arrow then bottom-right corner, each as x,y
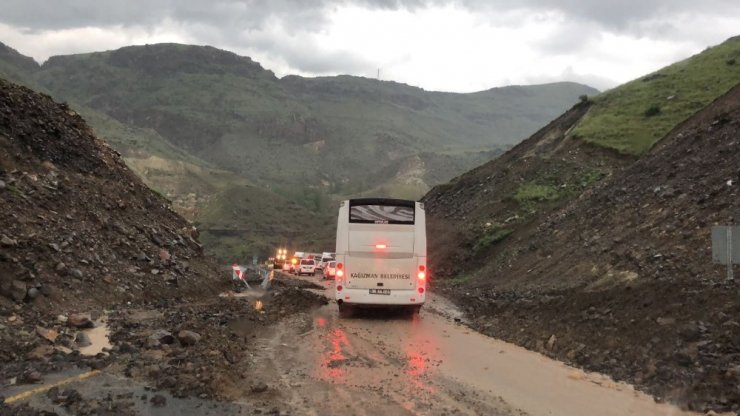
513,183 -> 562,203
572,36 -> 740,155
643,104 -> 661,117
443,274 -> 473,286
474,227 -> 513,253
579,169 -> 608,187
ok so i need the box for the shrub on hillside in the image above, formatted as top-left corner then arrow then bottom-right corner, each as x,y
644,104 -> 661,117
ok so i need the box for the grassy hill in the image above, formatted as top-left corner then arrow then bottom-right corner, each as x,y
422,35 -> 740,413
424,35 -> 740,281
572,36 -> 740,155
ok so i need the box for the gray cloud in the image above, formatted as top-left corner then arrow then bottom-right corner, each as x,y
1,0 -> 738,91
4,0 -> 740,34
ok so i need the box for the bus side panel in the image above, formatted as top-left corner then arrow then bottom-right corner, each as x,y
335,201 -> 349,272
415,202 -> 427,272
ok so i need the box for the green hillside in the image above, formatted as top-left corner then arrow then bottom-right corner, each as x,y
196,184 -> 335,260
24,44 -> 595,197
573,36 -> 740,155
0,41 -> 596,259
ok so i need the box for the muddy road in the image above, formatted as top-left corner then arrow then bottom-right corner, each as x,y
250,273 -> 702,416
2,273 -> 710,415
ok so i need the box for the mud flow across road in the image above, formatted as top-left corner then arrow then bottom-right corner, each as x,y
2,273 -> 714,415
256,273 -> 708,416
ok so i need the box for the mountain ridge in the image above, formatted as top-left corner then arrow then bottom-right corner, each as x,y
0,40 -> 596,258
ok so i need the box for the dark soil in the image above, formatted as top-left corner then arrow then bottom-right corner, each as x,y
426,84 -> 740,412
0,78 -> 328,414
107,283 -> 327,401
0,78 -> 232,363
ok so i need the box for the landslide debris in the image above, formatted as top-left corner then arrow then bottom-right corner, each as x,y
0,78 -> 330,414
0,77 -> 232,392
107,280 -> 327,402
426,83 -> 740,412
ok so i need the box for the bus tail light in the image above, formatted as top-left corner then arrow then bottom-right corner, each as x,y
336,262 -> 344,279
418,265 -> 426,280
418,287 -> 424,294
336,285 -> 343,291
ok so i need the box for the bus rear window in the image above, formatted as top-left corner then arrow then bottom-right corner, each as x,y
350,204 -> 415,224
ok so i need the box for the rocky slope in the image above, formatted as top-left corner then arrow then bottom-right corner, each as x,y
0,78 -> 330,415
426,82 -> 740,412
0,78 -> 227,362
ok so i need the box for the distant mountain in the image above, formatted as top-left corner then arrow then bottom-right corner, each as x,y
0,43 -> 39,86
0,41 -> 597,258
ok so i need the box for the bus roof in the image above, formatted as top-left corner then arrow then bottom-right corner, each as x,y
348,198 -> 415,207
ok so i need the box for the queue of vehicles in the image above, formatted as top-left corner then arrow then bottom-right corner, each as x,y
274,250 -> 336,278
269,198 -> 427,316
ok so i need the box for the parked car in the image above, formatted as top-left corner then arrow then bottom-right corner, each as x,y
282,262 -> 291,272
297,259 -> 316,276
323,261 -> 337,280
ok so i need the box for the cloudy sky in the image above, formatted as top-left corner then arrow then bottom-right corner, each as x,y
1,0 -> 739,92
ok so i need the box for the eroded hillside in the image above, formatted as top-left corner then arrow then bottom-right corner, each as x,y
424,83 -> 740,413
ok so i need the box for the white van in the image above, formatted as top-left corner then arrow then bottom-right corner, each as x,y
334,198 -> 427,315
297,259 -> 317,276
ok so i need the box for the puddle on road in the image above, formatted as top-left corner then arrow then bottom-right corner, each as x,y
78,319 -> 111,356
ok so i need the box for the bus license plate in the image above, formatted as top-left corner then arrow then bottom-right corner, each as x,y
369,289 -> 391,295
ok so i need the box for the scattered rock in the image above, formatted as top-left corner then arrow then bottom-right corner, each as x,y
27,286 -> 41,300
656,317 -> 676,326
159,249 -> 171,264
47,387 -> 82,406
20,370 -> 43,384
679,322 -> 703,342
27,345 -> 55,360
546,334 -> 557,350
177,330 -> 202,346
1,234 -> 17,247
151,234 -> 166,247
8,279 -> 27,302
69,268 -> 84,279
36,326 -> 59,343
251,382 -> 269,393
75,332 -> 92,347
149,329 -> 175,346
150,394 -> 167,407
67,313 -> 94,329
48,242 -> 61,252
102,275 -> 113,284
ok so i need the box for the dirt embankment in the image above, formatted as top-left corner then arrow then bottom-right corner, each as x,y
0,78 -> 329,415
0,78 -> 233,363
423,100 -> 633,280
427,84 -> 740,412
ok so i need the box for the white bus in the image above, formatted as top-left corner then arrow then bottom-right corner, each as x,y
334,198 -> 427,316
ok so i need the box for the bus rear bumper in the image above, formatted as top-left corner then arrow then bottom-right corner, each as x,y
335,288 -> 425,306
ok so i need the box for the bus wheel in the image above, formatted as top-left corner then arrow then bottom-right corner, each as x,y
338,303 -> 353,318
